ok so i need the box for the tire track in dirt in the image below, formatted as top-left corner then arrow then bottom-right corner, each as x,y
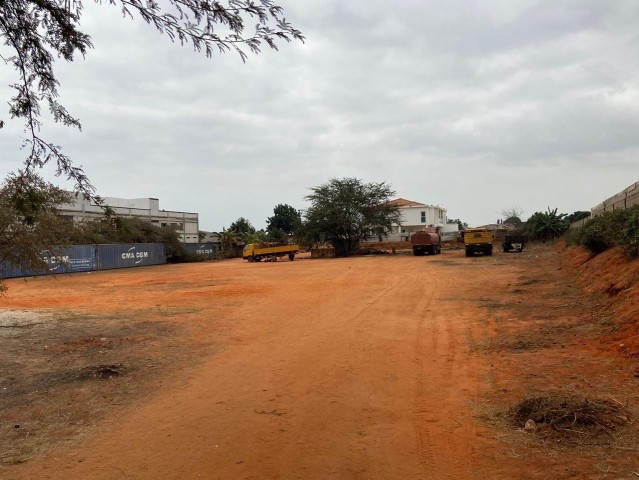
410,258 -> 493,479
3,253 -> 494,480
411,271 -> 440,474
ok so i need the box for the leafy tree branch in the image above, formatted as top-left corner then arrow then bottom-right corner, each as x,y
1,0 -> 304,198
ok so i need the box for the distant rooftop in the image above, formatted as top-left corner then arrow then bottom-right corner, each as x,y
387,198 -> 426,207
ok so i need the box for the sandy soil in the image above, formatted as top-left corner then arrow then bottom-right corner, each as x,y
1,244 -> 638,479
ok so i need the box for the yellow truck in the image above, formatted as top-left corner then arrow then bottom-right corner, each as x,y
463,228 -> 493,257
242,243 -> 300,262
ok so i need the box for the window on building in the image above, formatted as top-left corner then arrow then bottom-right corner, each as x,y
421,211 -> 426,223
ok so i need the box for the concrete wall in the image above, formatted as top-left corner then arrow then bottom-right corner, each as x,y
570,180 -> 639,228
591,181 -> 639,217
569,217 -> 591,229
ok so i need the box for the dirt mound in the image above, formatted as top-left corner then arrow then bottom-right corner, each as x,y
560,244 -> 639,357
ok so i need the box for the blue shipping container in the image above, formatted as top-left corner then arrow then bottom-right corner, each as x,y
1,245 -> 96,279
183,243 -> 219,259
94,243 -> 166,270
1,243 -> 169,279
40,245 -> 96,274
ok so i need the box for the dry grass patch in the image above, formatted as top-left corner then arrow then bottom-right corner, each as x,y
507,392 -> 631,444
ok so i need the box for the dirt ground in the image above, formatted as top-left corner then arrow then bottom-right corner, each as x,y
1,243 -> 639,479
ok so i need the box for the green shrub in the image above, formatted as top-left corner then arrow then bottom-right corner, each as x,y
620,207 -> 639,258
579,214 -> 615,254
564,226 -> 583,246
574,206 -> 639,258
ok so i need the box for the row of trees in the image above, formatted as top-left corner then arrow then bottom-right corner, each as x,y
220,178 -> 401,256
2,169 -> 609,293
499,208 -> 590,242
221,201 -> 586,255
220,203 -> 303,249
1,174 -> 399,289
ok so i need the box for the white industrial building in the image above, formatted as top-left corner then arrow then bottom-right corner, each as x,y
383,198 -> 455,242
58,194 -> 200,243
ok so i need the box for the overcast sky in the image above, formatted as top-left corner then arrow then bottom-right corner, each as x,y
2,1 -> 639,230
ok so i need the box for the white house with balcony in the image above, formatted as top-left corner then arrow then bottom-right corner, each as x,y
383,198 -> 450,242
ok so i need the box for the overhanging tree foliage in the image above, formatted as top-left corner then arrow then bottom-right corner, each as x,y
0,171 -> 73,291
0,0 -> 304,197
304,178 -> 401,256
0,0 -> 303,283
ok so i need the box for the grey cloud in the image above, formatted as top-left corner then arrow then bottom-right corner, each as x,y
2,1 -> 639,228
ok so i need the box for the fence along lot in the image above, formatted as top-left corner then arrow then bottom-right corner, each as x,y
592,181 -> 639,216
570,180 -> 639,228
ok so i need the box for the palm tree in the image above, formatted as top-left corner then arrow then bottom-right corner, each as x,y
526,208 -> 569,241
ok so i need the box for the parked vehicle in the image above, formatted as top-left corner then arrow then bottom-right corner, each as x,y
502,234 -> 527,252
463,228 -> 493,257
411,227 -> 442,256
243,243 -> 300,262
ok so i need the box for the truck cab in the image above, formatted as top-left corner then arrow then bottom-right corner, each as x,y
242,244 -> 256,258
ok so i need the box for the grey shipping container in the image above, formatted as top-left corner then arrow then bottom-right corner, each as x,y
183,243 -> 219,259
95,243 -> 166,270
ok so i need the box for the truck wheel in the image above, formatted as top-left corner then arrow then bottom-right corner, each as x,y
254,256 -> 262,262
486,249 -> 493,256
289,254 -> 295,261
247,256 -> 255,263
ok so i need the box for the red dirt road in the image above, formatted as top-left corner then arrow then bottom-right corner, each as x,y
2,246 -> 638,479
